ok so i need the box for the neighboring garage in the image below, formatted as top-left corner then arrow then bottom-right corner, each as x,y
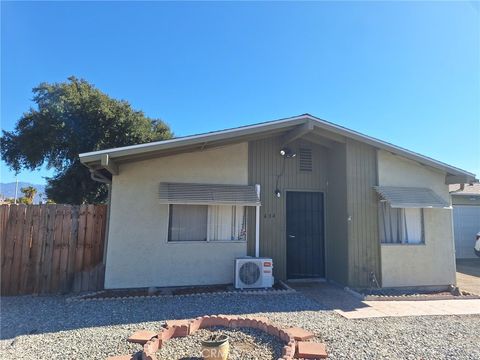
450,184 -> 480,259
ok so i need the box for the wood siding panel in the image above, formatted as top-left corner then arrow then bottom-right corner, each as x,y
248,135 -> 328,280
346,139 -> 380,287
325,142 -> 349,285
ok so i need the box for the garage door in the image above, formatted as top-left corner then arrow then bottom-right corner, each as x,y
453,206 -> 480,259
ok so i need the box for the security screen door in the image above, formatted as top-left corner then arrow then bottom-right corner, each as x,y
286,191 -> 325,279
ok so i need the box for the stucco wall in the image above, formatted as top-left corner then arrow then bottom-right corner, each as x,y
105,143 -> 249,289
377,150 -> 456,287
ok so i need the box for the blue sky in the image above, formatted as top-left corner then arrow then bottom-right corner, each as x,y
1,1 -> 479,185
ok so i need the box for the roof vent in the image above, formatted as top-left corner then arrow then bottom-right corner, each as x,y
299,148 -> 313,172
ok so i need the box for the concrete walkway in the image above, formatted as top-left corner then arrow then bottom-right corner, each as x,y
335,299 -> 480,319
288,281 -> 480,319
338,260 -> 480,319
457,258 -> 480,295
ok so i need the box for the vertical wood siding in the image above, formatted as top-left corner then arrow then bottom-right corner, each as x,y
325,142 -> 349,285
346,139 -> 381,287
248,135 -> 328,280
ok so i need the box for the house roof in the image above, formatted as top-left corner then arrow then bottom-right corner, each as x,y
449,183 -> 480,196
79,113 -> 477,183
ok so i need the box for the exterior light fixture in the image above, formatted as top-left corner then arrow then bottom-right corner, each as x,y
280,147 -> 296,158
275,147 -> 296,199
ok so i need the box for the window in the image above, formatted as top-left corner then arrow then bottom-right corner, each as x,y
168,204 -> 247,242
209,205 -> 247,241
168,204 -> 208,241
379,202 -> 424,244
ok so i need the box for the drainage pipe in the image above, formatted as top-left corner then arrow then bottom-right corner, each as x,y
90,169 -> 112,184
449,183 -> 465,194
89,169 -> 112,268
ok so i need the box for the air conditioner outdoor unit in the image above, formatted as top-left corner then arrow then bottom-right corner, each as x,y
234,257 -> 274,289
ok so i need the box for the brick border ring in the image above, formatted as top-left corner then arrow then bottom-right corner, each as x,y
109,315 -> 327,360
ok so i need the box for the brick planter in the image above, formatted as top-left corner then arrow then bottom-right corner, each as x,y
109,315 -> 328,360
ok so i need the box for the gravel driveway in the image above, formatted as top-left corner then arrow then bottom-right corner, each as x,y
1,291 -> 479,360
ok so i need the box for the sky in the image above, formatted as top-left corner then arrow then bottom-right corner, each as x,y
1,1 -> 479,185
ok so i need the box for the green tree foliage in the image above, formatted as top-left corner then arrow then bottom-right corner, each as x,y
1,77 -> 172,204
19,186 -> 37,205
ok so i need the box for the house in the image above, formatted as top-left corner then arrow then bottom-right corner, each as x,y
449,183 -> 480,259
79,114 -> 477,290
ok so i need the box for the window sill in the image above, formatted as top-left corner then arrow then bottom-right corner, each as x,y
381,243 -> 426,247
209,240 -> 247,244
167,240 -> 247,244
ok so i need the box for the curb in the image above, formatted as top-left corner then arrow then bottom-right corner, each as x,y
67,287 -> 296,302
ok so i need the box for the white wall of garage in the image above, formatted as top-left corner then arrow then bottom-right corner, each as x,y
453,205 -> 480,259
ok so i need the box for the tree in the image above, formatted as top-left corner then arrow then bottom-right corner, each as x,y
0,197 -> 15,205
19,186 -> 37,205
1,77 -> 172,204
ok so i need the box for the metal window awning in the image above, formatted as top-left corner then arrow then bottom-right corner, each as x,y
159,182 -> 261,206
373,186 -> 450,208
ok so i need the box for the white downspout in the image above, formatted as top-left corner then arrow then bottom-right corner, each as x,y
255,184 -> 261,258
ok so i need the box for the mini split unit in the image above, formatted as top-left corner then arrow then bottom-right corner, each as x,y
234,257 -> 274,289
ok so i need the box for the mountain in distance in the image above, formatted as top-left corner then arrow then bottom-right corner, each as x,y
0,182 -> 47,204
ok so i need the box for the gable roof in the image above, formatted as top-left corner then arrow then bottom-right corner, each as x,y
79,113 -> 477,183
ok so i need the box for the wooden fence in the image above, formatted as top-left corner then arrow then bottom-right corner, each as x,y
0,204 -> 107,295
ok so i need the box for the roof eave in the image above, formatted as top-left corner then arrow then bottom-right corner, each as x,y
79,115 -> 308,164
79,114 -> 477,182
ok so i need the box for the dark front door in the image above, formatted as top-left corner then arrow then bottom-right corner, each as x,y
286,191 -> 325,279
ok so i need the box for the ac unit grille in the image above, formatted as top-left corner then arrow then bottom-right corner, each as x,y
239,262 -> 261,285
299,148 -> 313,172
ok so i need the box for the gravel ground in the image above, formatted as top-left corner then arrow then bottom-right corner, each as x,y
1,291 -> 480,360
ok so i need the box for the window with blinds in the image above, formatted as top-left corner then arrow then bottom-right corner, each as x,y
168,204 -> 247,242
168,204 -> 208,241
